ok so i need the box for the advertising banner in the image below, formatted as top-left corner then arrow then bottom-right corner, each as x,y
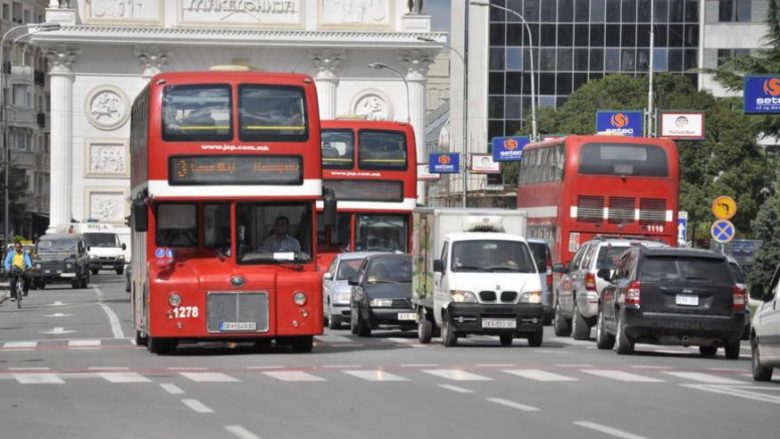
595,110 -> 644,137
744,75 -> 780,114
429,153 -> 459,174
470,154 -> 500,174
659,112 -> 705,140
491,136 -> 529,161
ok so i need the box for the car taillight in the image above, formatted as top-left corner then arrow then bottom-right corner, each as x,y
546,255 -> 553,288
732,286 -> 746,312
584,272 -> 597,291
625,281 -> 640,308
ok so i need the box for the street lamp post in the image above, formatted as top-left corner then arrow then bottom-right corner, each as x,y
0,23 -> 59,244
417,36 -> 469,208
368,62 -> 411,124
471,1 -> 537,142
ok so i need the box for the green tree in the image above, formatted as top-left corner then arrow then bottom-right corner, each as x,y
747,190 -> 780,293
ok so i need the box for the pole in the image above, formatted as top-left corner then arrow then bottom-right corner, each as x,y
647,0 -> 655,137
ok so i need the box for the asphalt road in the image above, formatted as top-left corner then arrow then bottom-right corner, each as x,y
1,274 -> 778,439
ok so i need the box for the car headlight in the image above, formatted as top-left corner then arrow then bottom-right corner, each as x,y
334,292 -> 351,304
450,290 -> 478,303
519,291 -> 543,304
65,263 -> 73,269
370,298 -> 393,307
117,255 -> 125,260
293,291 -> 307,306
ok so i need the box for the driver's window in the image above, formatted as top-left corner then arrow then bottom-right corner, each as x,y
440,242 -> 449,273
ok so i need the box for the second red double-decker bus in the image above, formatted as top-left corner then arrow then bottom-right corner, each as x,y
129,69 -> 333,354
516,134 -> 680,266
316,119 -> 417,270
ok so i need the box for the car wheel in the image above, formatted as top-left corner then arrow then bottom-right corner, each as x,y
724,339 -> 741,360
699,345 -> 718,357
418,318 -> 433,344
291,336 -> 314,353
71,279 -> 79,289
553,301 -> 572,337
134,330 -> 148,346
356,313 -> 371,337
595,308 -> 615,350
441,313 -> 458,347
328,313 -> 341,330
751,337 -> 774,382
499,334 -> 513,346
91,268 -> 99,275
38,280 -> 45,290
614,311 -> 634,355
527,329 -> 543,347
571,302 -> 590,340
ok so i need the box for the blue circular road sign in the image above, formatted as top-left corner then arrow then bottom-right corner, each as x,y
711,219 -> 735,243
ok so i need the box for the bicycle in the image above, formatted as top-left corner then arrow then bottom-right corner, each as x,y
9,267 -> 26,309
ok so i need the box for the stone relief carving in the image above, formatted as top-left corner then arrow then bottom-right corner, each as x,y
398,50 -> 434,81
322,0 -> 388,25
90,144 -> 127,175
90,193 -> 125,222
45,46 -> 79,74
89,0 -> 161,20
354,93 -> 392,121
309,49 -> 345,80
135,46 -> 170,76
407,0 -> 424,14
85,86 -> 130,130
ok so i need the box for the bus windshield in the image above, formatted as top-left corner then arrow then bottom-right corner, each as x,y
354,214 -> 408,253
237,202 -> 312,264
322,129 -> 354,169
579,143 -> 669,177
162,84 -> 232,141
239,85 -> 307,141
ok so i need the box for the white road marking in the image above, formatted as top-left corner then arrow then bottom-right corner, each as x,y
3,341 -> 37,349
263,371 -> 326,382
663,371 -> 744,384
88,367 -> 129,371
682,384 -> 780,404
504,369 -> 579,382
630,365 -> 671,370
343,370 -> 409,382
555,364 -> 594,368
314,335 -> 352,343
224,425 -> 263,439
181,399 -> 213,414
385,337 -> 415,344
322,364 -> 362,369
652,349 -> 690,355
477,363 -> 515,367
584,370 -> 664,383
437,384 -> 475,394
549,337 -> 593,346
69,340 -> 101,348
574,421 -> 647,439
400,363 -> 438,367
8,367 -> 50,371
43,313 -> 74,318
423,369 -> 493,381
91,284 -> 125,339
486,397 -> 539,412
168,367 -> 208,371
180,372 -> 239,383
246,366 -> 285,370
49,301 -> 66,306
707,367 -> 746,372
160,383 -> 185,395
13,373 -> 65,384
99,372 -> 151,383
39,327 -> 76,335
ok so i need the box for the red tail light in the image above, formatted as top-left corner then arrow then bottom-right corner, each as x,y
732,286 -> 746,312
546,255 -> 553,288
584,272 -> 597,291
625,281 -> 641,308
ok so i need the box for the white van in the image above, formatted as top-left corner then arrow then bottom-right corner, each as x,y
70,223 -> 126,275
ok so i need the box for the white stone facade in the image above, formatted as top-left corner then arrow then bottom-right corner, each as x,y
33,0 -> 444,251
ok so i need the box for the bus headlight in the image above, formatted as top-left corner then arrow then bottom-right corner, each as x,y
168,293 -> 182,307
519,291 -> 543,304
293,291 -> 307,306
450,290 -> 477,303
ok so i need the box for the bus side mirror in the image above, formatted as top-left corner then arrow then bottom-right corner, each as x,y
323,189 -> 337,227
132,199 -> 148,232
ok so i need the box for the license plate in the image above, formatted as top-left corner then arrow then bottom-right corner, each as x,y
60,273 -> 76,278
675,294 -> 699,306
481,318 -> 517,329
397,313 -> 417,321
219,322 -> 257,331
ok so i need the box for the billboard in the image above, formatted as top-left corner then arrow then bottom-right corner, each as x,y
470,154 -> 501,174
595,110 -> 644,137
659,112 -> 705,140
744,75 -> 780,114
428,153 -> 459,174
417,164 -> 440,181
491,136 -> 529,161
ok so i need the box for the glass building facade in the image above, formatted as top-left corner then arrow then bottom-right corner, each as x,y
486,0 -> 701,140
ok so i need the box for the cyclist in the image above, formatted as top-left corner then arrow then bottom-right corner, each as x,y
4,241 -> 32,301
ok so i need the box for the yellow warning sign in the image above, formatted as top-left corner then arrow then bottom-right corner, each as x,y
712,196 -> 737,220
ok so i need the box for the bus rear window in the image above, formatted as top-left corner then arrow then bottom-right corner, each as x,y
322,129 -> 354,169
239,85 -> 308,141
358,130 -> 407,170
579,143 -> 668,177
163,85 -> 232,141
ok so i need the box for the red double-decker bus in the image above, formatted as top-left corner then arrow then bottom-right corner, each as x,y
129,69 -> 333,354
316,119 -> 417,270
516,135 -> 680,266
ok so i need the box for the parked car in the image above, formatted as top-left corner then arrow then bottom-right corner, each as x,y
749,263 -> 780,381
30,233 -> 91,289
553,237 -> 667,339
527,238 -> 553,324
349,254 -> 414,337
726,256 -> 751,340
322,252 -> 379,330
597,247 -> 746,358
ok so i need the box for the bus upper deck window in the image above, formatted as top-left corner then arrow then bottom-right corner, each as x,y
239,85 -> 308,141
162,85 -> 232,141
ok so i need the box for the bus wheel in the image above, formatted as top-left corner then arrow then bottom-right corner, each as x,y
148,337 -> 176,355
291,336 -> 313,353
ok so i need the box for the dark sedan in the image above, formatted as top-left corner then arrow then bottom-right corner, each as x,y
349,254 -> 415,337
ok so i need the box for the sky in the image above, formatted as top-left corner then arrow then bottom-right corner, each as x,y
427,0 -> 451,32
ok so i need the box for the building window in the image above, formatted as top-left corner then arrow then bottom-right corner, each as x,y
719,0 -> 751,22
13,84 -> 31,107
717,48 -> 751,66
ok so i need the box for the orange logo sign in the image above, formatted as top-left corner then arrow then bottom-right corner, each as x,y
610,113 -> 629,128
505,138 -> 518,150
437,154 -> 450,165
763,78 -> 780,97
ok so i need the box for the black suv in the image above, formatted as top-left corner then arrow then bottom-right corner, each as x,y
596,248 -> 746,358
31,233 -> 90,289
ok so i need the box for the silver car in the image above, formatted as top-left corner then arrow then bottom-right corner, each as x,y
323,252 -> 380,330
553,237 -> 667,339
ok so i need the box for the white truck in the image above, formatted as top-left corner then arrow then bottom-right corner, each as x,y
412,208 -> 544,347
69,223 -> 126,275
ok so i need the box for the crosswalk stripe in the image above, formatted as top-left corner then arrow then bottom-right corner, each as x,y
13,373 -> 65,384
180,372 -> 239,383
263,371 -> 326,382
503,369 -> 579,382
68,340 -> 101,348
423,369 -> 493,381
584,370 -> 664,382
662,371 -> 745,384
314,335 -> 352,343
343,370 -> 410,382
385,337 -> 415,344
99,372 -> 151,383
486,397 -> 540,412
3,341 -> 37,349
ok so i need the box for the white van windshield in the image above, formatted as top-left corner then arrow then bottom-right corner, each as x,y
84,233 -> 121,248
451,240 -> 536,273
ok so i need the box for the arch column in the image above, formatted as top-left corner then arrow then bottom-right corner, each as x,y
309,50 -> 345,119
399,50 -> 433,204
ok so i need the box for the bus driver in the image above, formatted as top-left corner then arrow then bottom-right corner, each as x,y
263,216 -> 301,253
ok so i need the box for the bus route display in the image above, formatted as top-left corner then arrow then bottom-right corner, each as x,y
169,155 -> 302,185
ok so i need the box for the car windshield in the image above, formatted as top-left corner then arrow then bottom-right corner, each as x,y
451,240 -> 536,273
37,239 -> 78,254
597,246 -> 629,270
640,256 -> 733,284
527,242 -> 548,272
84,233 -> 120,248
337,258 -> 364,280
367,257 -> 412,283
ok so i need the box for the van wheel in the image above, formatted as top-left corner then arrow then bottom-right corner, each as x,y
91,268 -> 99,275
751,337 -> 774,381
553,301 -> 572,337
571,303 -> 590,340
595,308 -> 615,350
80,275 -> 89,289
724,339 -> 741,360
116,267 -> 124,275
499,334 -> 513,346
418,319 -> 433,344
527,329 -> 543,347
441,314 -> 458,347
614,312 -> 634,355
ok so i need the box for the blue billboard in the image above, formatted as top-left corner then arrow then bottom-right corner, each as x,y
491,136 -> 530,161
744,75 -> 780,114
429,153 -> 460,174
595,110 -> 644,137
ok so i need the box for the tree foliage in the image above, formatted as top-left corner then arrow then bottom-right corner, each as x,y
747,190 -> 780,292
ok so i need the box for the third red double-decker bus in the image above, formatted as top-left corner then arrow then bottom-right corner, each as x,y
129,68 -> 334,354
516,134 -> 680,266
316,119 -> 417,270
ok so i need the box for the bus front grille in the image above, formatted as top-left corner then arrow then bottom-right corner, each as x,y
207,292 -> 269,333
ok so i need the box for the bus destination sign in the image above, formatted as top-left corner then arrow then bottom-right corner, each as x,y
170,155 -> 302,185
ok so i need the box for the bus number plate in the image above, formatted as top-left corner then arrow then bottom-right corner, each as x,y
219,322 -> 257,331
